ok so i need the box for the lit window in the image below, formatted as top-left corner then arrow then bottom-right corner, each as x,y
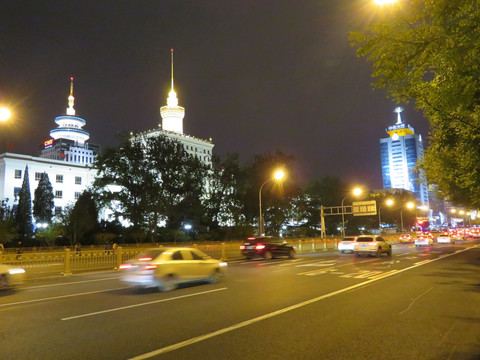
14,169 -> 22,179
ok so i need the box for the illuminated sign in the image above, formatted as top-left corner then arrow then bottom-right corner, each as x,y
44,139 -> 53,148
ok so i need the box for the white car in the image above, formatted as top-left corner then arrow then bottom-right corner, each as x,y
338,237 -> 356,253
415,236 -> 433,247
437,233 -> 454,244
0,264 -> 26,290
354,235 -> 392,257
120,247 -> 227,291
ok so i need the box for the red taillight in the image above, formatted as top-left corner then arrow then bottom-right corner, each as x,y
138,257 -> 153,261
255,244 -> 266,250
119,263 -> 132,270
240,245 -> 245,250
142,264 -> 158,270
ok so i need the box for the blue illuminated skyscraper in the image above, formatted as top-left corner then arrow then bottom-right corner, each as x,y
379,107 -> 429,206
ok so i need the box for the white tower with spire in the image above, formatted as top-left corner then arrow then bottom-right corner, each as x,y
40,78 -> 100,165
50,77 -> 90,145
160,49 -> 185,134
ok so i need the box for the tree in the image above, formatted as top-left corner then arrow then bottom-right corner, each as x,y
33,172 -> 54,225
15,165 -> 33,238
205,154 -> 246,231
350,0 -> 480,207
92,134 -> 208,240
66,191 -> 98,245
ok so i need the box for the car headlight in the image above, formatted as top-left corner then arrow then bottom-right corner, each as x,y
8,268 -> 26,275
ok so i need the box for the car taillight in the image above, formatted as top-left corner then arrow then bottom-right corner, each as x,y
119,263 -> 132,270
142,264 -> 158,270
239,245 -> 245,250
255,244 -> 266,250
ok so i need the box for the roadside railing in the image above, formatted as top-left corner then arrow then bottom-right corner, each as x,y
0,235 -> 405,279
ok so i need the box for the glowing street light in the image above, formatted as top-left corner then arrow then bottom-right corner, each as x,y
258,169 -> 285,236
341,187 -> 362,237
0,107 -> 11,122
373,0 -> 398,5
400,201 -> 415,231
378,198 -> 394,229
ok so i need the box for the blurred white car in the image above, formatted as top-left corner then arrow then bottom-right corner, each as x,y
354,235 -> 392,257
415,235 -> 433,247
120,247 -> 227,291
338,237 -> 356,253
437,233 -> 454,244
0,264 -> 26,290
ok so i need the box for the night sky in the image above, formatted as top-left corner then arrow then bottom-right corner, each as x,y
0,0 -> 430,189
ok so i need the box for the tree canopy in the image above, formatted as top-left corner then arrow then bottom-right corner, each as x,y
350,0 -> 480,207
92,134 -> 208,239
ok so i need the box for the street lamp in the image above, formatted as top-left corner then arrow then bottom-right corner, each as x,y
341,187 -> 362,237
373,0 -> 398,5
400,202 -> 415,231
258,169 -> 285,236
0,107 -> 11,122
378,198 -> 394,229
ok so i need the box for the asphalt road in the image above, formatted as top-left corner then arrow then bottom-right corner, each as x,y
1,241 -> 479,360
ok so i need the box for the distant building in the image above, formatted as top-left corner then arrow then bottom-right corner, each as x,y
380,107 -> 429,206
39,77 -> 100,165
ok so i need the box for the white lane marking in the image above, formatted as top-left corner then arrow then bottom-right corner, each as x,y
128,246 -> 474,360
62,287 -> 228,321
399,287 -> 434,315
296,260 -> 337,268
22,276 -> 122,290
0,287 -> 128,308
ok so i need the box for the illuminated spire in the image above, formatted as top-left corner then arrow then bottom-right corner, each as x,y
394,106 -> 403,124
161,48 -> 185,134
167,49 -> 178,107
66,77 -> 75,116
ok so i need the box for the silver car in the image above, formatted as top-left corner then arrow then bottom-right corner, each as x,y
120,247 -> 227,291
354,235 -> 392,257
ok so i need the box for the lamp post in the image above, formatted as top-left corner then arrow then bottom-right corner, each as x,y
258,169 -> 285,236
400,201 -> 415,231
0,106 -> 12,153
341,187 -> 362,238
373,0 -> 398,5
0,107 -> 11,122
378,198 -> 394,229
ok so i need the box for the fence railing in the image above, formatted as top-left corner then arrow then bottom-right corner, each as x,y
0,235 -> 404,279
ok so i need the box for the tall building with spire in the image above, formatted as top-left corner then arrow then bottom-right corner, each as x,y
39,78 -> 100,165
142,49 -> 214,165
380,107 -> 429,206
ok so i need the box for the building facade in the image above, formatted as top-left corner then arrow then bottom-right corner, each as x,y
380,107 -> 429,206
0,153 -> 95,221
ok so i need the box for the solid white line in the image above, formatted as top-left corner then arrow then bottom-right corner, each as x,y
62,287 -> 228,321
22,276 -> 122,290
128,246 -> 474,360
0,287 -> 128,307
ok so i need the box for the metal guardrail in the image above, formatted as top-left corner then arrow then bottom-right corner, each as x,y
0,235 -> 405,279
